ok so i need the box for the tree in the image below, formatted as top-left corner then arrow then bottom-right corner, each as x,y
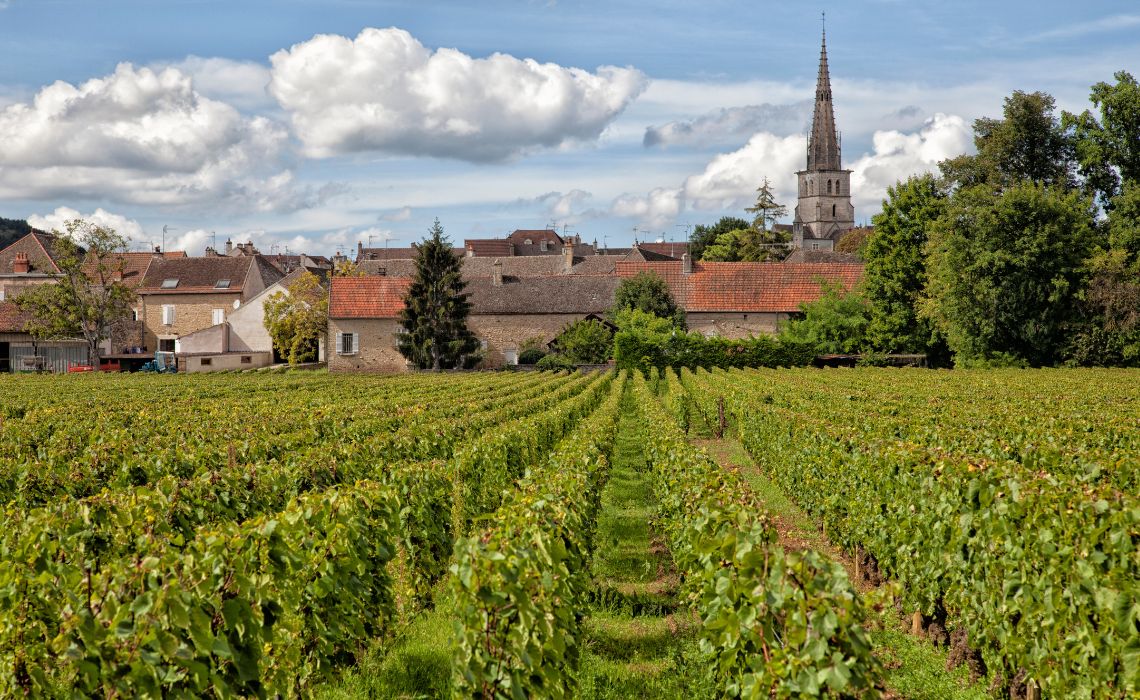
778,281 -> 870,354
263,271 -> 327,364
549,318 -> 612,364
396,219 -> 479,370
700,227 -> 750,262
15,219 -> 134,366
1063,71 -> 1140,207
612,270 -> 685,327
690,216 -> 749,260
921,183 -> 1096,366
745,177 -> 788,232
940,91 -> 1074,191
863,174 -> 948,354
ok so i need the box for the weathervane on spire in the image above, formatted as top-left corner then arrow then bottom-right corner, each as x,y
821,11 -> 826,39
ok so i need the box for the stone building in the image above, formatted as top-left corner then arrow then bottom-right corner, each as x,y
136,255 -> 282,353
792,28 -> 855,251
616,258 -> 863,338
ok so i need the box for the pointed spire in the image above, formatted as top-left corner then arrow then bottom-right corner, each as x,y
808,19 -> 842,171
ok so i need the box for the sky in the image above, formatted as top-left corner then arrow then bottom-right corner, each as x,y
0,0 -> 1137,257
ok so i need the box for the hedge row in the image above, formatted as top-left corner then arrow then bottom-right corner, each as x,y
614,330 -> 814,373
452,372 -> 625,698
632,372 -> 882,698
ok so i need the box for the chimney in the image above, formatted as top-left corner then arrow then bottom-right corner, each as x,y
12,252 -> 29,274
492,258 -> 503,287
225,239 -> 233,255
682,253 -> 693,274
562,242 -> 574,274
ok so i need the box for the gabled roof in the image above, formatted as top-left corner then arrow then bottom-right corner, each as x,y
464,239 -> 514,257
329,276 -> 411,318
356,246 -> 465,263
626,246 -> 679,262
0,231 -> 68,275
139,256 -> 261,294
0,301 -> 32,333
357,255 -> 619,279
465,275 -> 620,315
81,251 -> 185,288
636,242 -> 689,260
615,260 -> 863,313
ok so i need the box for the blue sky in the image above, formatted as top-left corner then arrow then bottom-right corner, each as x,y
0,0 -> 1137,255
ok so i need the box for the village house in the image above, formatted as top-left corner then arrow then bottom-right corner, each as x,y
176,265 -> 329,371
136,255 -> 283,358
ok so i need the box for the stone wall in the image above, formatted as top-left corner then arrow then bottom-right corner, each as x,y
139,292 -> 241,351
328,318 -> 406,373
685,312 -> 789,339
467,313 -> 584,367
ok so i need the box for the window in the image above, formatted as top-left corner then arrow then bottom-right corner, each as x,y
337,332 -> 358,355
160,278 -> 179,289
200,358 -> 212,367
162,305 -> 175,325
832,204 -> 836,217
215,279 -> 231,289
827,180 -> 832,194
810,180 -> 814,195
524,238 -> 532,245
132,308 -> 139,321
0,288 -> 5,301
158,338 -> 176,352
212,309 -> 225,326
240,356 -> 252,364
811,243 -> 821,250
540,240 -> 548,252
504,348 -> 518,366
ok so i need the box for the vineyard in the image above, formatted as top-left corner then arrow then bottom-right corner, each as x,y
0,367 -> 1136,698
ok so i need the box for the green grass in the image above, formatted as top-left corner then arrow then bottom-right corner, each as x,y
704,435 -> 989,700
314,591 -> 456,700
574,392 -> 713,699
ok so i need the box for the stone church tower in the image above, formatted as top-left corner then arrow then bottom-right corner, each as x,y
792,27 -> 855,250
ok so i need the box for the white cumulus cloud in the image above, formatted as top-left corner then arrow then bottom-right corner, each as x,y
268,27 -> 648,162
611,114 -> 972,229
0,63 -> 323,211
849,113 -> 973,212
27,206 -> 145,241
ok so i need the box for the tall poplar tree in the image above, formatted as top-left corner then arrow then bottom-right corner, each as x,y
396,219 -> 479,370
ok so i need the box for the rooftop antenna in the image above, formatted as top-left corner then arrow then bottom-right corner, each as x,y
602,234 -> 609,254
161,225 -> 177,253
209,231 -> 216,252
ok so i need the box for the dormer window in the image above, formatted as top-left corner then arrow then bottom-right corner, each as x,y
524,239 -> 532,245
215,279 -> 231,289
540,240 -> 548,252
160,278 -> 179,289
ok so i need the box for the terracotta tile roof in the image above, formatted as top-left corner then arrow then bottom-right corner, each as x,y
508,229 -> 563,245
464,239 -> 514,257
0,231 -> 66,275
358,255 -> 618,279
783,249 -> 862,264
356,246 -> 464,263
139,256 -> 254,293
329,277 -> 411,318
81,251 -> 185,288
0,300 -> 32,333
637,242 -> 689,260
615,260 -> 863,313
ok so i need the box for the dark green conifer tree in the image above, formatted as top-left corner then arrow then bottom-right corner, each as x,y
397,219 -> 480,370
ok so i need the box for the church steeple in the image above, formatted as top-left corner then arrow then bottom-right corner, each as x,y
807,21 -> 841,171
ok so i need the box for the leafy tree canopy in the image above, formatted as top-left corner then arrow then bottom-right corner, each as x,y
921,182 -> 1096,366
1063,71 -> 1140,208
396,219 -> 479,370
940,90 -> 1074,191
864,174 -> 948,354
612,270 -> 685,328
778,281 -> 870,354
690,216 -> 748,261
15,219 -> 134,364
701,180 -> 791,262
263,271 -> 327,364
550,318 -> 612,364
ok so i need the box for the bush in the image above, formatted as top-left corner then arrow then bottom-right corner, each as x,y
536,354 -> 577,371
517,347 -> 547,365
550,318 -> 612,364
613,328 -> 814,372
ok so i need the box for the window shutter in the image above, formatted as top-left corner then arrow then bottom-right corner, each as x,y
212,309 -> 224,325
335,332 -> 344,354
351,333 -> 359,354
162,305 -> 175,325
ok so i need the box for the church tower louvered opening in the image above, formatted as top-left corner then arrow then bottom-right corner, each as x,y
793,20 -> 855,250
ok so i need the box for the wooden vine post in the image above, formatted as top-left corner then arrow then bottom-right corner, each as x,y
716,397 -> 725,439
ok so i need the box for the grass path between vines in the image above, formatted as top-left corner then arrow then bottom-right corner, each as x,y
693,437 -> 988,700
573,390 -> 712,699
